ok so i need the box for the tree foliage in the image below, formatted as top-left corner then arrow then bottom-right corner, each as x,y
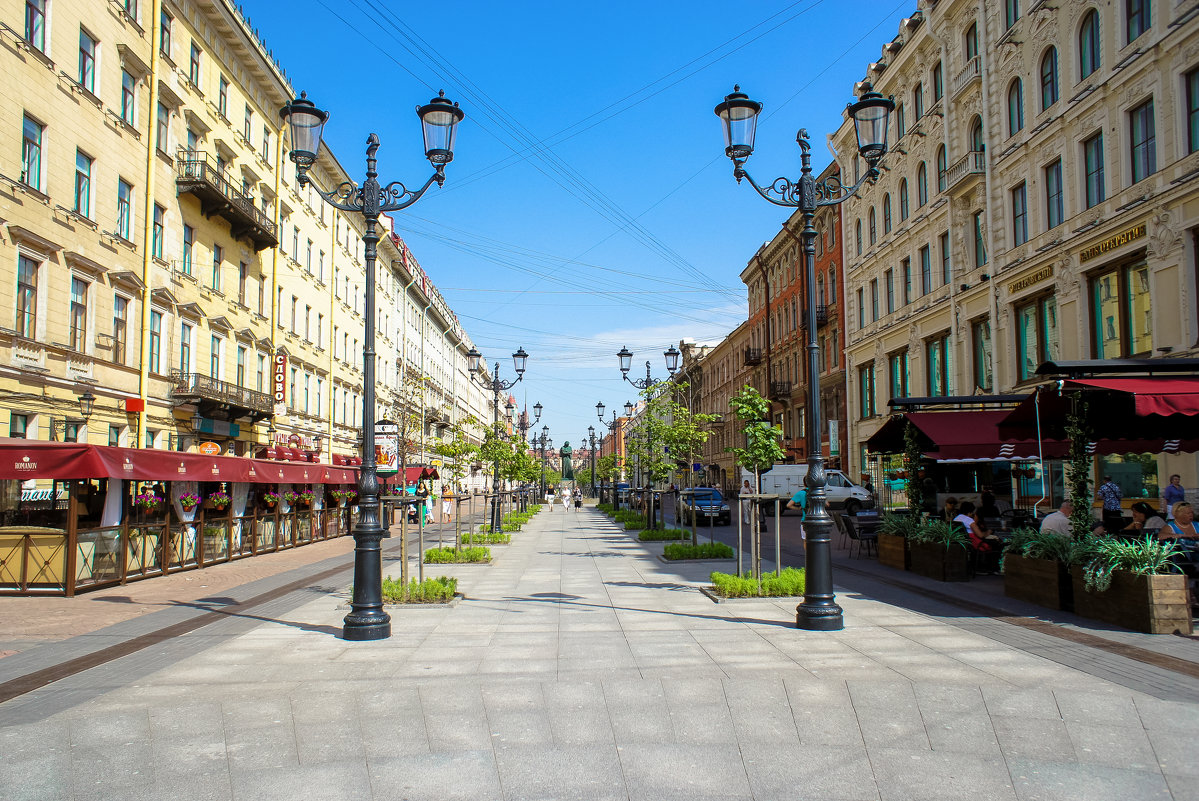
727,385 -> 784,489
625,382 -> 717,487
433,415 -> 479,489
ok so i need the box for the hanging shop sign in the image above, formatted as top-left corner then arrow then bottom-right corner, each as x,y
375,419 -> 399,476
272,352 -> 287,412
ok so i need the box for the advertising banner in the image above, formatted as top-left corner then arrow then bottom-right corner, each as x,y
375,419 -> 399,476
272,352 -> 287,415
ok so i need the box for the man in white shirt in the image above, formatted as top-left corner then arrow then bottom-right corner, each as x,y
1040,500 -> 1073,537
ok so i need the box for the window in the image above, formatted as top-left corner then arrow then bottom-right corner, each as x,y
262,125 -> 270,162
913,83 -> 924,119
970,117 -> 984,153
933,61 -> 943,101
25,0 -> 45,51
899,179 -> 909,220
939,232 -> 951,285
902,258 -> 912,304
306,239 -> 313,272
256,354 -> 265,392
303,374 -> 311,414
68,276 -> 87,347
289,368 -> 297,410
973,211 -> 987,268
10,413 -> 28,439
243,104 -> 252,143
972,319 -> 993,391
112,295 -> 127,365
882,195 -> 892,233
925,334 -> 949,396
896,103 -> 906,139
1017,295 -> 1060,379
210,336 -> 222,378
1084,132 -> 1105,208
304,305 -> 311,341
149,310 -> 162,373
870,279 -> 879,322
124,0 -> 138,20
868,208 -> 876,245
920,245 -> 932,295
218,75 -> 229,118
21,115 -> 42,191
211,244 -> 222,291
965,22 -> 978,60
858,365 -> 876,418
121,70 -> 136,125
888,351 -> 909,399
855,220 -> 862,255
315,378 -> 323,418
182,224 -> 194,274
316,313 -> 323,344
1080,9 -> 1101,79
1091,263 -> 1152,358
917,163 -> 928,207
1005,0 -> 1019,29
1041,48 -> 1059,110
1127,0 -> 1150,43
1188,69 -> 1199,154
189,41 -> 201,85
1045,159 -> 1064,229
179,323 -> 192,373
936,146 -> 947,192
187,127 -> 199,152
16,255 -> 38,338
291,296 -> 298,333
156,102 -> 169,151
1129,99 -> 1156,184
74,150 -> 92,218
152,204 -> 164,259
160,9 -> 172,56
79,28 -> 97,92
1008,79 -> 1024,135
1012,182 -> 1028,246
109,425 -> 120,447
117,179 -> 133,240
292,227 -> 299,259
884,269 -> 895,314
856,288 -> 864,329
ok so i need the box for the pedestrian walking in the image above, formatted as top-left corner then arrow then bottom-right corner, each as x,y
1097,475 -> 1124,532
440,484 -> 453,523
545,485 -> 555,510
1165,474 -> 1186,520
739,479 -> 754,527
560,485 -> 570,511
573,486 -> 582,511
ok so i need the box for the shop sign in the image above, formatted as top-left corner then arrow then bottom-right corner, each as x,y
1008,265 -> 1054,294
1079,223 -> 1146,263
198,442 -> 221,456
272,352 -> 287,410
375,419 -> 399,476
828,420 -> 840,456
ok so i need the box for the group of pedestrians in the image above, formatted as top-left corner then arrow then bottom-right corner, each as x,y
544,485 -> 583,512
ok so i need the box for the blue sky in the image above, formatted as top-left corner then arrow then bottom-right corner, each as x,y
247,0 -> 916,448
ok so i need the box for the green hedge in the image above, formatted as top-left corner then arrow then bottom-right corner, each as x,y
662,542 -> 734,560
638,528 -> 691,541
424,546 -> 490,564
379,575 -> 458,603
710,568 -> 806,598
462,531 -> 512,545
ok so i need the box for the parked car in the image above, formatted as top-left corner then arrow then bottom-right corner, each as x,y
677,488 -> 731,525
743,465 -> 875,516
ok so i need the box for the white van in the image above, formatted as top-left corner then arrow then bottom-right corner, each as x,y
742,464 -> 874,515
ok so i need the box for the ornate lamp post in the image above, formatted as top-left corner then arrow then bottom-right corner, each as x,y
617,345 -> 680,390
714,83 -> 893,632
467,346 -> 529,533
587,426 -> 597,498
537,427 -> 551,498
280,89 -> 464,642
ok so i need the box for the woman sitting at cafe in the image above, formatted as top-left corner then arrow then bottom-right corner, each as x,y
1160,502 -> 1198,543
954,501 -> 1003,574
1123,501 -> 1166,537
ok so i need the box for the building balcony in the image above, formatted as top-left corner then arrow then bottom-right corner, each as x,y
951,56 -> 981,98
799,305 -> 829,329
945,150 -> 985,194
170,371 -> 273,422
770,381 -> 793,400
743,347 -> 763,366
176,151 -> 278,252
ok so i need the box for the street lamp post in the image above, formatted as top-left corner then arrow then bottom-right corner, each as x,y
537,427 -> 551,498
594,401 -> 632,508
615,347 -> 678,526
714,83 -> 893,632
587,426 -> 597,498
280,89 -> 464,642
467,346 -> 529,534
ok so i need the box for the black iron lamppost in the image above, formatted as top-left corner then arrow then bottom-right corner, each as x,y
515,401 -> 542,443
617,345 -> 680,390
714,83 -> 893,632
587,426 -> 597,498
537,427 -> 551,498
280,89 -> 464,642
594,401 -> 632,506
467,346 -> 529,533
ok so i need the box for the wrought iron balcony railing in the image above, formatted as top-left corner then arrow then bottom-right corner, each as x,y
176,151 -> 278,251
170,371 -> 274,418
743,347 -> 763,366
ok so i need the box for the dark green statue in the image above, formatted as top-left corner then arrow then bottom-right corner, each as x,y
559,442 -> 574,481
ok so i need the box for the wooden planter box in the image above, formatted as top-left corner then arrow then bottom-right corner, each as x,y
877,533 -> 910,571
1004,554 -> 1072,611
909,540 -> 971,582
1070,567 -> 1192,635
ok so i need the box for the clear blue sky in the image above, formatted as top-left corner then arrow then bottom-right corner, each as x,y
246,0 -> 916,448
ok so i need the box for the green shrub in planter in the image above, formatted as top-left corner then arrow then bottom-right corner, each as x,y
710,567 -> 806,597
879,512 -> 921,538
663,542 -> 734,560
379,575 -> 458,603
1075,535 -> 1183,592
462,531 -> 511,545
424,546 -> 490,564
638,528 -> 691,541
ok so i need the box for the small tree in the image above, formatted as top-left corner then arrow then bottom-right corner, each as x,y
727,385 -> 785,492
903,421 -> 923,514
1065,399 -> 1094,540
432,416 -> 479,549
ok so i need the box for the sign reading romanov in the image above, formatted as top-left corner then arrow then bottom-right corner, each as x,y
374,419 -> 399,476
1079,223 -> 1147,263
272,352 -> 287,413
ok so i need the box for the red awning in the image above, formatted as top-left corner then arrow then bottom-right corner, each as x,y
332,454 -> 348,466
866,411 -> 1064,462
320,465 -> 358,484
399,466 -> 439,483
255,446 -> 280,460
1069,377 -> 1199,418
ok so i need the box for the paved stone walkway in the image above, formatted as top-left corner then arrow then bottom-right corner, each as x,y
2,505 -> 1198,800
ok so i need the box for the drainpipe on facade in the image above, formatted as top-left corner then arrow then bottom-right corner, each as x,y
273,100 -> 286,454
136,0 -> 164,448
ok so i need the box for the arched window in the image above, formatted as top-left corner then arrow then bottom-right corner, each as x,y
817,275 -> 826,306
899,179 -> 910,220
936,145 -> 947,191
828,269 -> 837,304
868,207 -> 877,245
856,219 -> 862,255
970,116 -> 984,152
965,22 -> 978,60
1080,9 -> 1100,79
917,162 -> 928,206
883,194 -> 892,233
1040,47 -> 1059,110
1008,79 -> 1024,135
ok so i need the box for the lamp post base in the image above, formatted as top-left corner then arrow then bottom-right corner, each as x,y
342,616 -> 392,640
795,602 -> 844,631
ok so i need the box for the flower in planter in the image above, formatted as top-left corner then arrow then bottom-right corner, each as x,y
208,490 -> 231,509
261,491 -> 280,507
282,490 -> 301,505
178,492 -> 201,510
135,492 -> 163,511
298,490 -> 314,505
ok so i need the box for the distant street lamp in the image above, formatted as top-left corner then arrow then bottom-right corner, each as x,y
587,426 -> 597,498
467,346 -> 529,533
595,401 -> 630,506
714,83 -> 893,632
280,88 -> 464,642
537,427 -> 551,498
617,345 -> 679,390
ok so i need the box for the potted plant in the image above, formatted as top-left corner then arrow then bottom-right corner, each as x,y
1002,528 -> 1074,610
135,490 -> 164,513
908,519 -> 973,582
260,490 -> 280,509
282,490 -> 302,506
297,489 -> 314,506
178,492 -> 201,512
207,489 -> 231,510
1070,536 -> 1192,635
877,512 -> 917,571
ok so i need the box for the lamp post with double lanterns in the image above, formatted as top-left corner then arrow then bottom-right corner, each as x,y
537,427 -> 551,498
615,346 -> 678,516
594,400 -> 632,507
279,89 -> 464,642
714,83 -> 893,632
466,346 -> 529,534
587,426 -> 597,498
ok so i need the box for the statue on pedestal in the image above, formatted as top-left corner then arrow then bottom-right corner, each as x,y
559,442 -> 575,481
